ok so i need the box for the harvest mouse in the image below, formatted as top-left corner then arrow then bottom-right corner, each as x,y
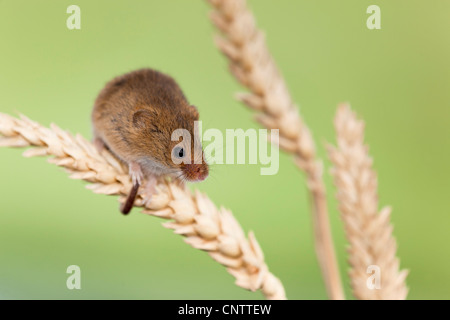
92,68 -> 209,214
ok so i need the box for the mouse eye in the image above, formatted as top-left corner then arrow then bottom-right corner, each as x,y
173,146 -> 184,159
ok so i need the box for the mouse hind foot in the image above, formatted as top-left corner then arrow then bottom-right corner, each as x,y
129,161 -> 144,186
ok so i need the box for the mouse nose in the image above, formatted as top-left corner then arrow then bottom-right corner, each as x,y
195,165 -> 208,181
196,170 -> 207,181
184,163 -> 208,181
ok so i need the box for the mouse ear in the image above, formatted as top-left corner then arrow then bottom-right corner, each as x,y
132,110 -> 154,129
188,105 -> 199,120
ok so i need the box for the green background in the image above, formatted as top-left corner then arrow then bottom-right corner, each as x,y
0,0 -> 449,299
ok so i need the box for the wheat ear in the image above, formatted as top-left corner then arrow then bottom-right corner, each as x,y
207,0 -> 344,299
0,113 -> 286,300
327,104 -> 408,300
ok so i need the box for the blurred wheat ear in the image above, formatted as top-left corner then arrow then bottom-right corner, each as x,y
327,104 -> 408,299
207,0 -> 344,299
0,113 -> 286,300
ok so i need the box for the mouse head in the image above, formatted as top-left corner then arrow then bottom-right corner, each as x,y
132,105 -> 209,182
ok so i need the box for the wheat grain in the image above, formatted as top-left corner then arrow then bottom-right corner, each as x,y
0,113 -> 286,300
327,104 -> 408,300
207,0 -> 344,299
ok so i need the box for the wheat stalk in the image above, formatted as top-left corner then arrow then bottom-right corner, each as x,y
327,104 -> 408,299
0,113 -> 286,300
207,0 -> 344,299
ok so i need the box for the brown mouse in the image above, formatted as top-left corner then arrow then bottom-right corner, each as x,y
92,68 -> 209,214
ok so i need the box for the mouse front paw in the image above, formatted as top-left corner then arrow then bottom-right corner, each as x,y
140,175 -> 158,206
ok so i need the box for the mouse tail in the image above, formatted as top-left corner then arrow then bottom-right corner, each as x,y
120,182 -> 140,214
